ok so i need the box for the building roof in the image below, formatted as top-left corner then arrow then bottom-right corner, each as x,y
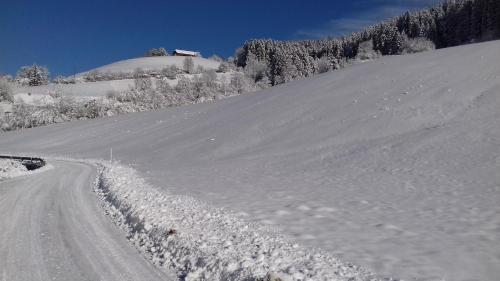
173,49 -> 200,56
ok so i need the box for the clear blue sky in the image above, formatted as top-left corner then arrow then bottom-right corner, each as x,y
0,0 -> 441,77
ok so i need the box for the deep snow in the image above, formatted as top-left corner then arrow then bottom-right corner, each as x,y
1,40 -> 499,281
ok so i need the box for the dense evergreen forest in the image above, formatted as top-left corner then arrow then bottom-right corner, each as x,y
237,0 -> 500,85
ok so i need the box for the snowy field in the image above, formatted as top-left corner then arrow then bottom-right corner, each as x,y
1,40 -> 499,281
13,79 -> 135,98
12,56 -> 223,100
76,56 -> 220,77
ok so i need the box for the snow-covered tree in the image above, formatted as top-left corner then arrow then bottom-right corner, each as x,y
0,79 -> 14,103
356,40 -> 380,61
316,57 -> 331,74
229,72 -> 250,94
401,37 -> 435,54
183,57 -> 195,74
0,74 -> 13,82
16,64 -> 50,86
53,75 -> 66,84
244,54 -> 267,82
84,70 -> 103,82
236,0 -> 500,85
195,65 -> 205,74
161,65 -> 179,79
208,54 -> 224,62
145,48 -> 168,57
217,62 -> 233,73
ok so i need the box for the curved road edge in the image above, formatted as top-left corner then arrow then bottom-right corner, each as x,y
0,159 -> 175,281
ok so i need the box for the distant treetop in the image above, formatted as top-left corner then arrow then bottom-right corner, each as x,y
145,48 -> 169,57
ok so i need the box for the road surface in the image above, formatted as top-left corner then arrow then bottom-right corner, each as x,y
0,160 -> 173,281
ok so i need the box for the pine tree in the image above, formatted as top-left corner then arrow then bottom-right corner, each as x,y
16,64 -> 50,86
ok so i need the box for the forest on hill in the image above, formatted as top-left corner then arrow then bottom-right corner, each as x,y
237,0 -> 500,85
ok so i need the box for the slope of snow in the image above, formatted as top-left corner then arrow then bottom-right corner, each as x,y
12,73 -> 231,99
1,40 -> 499,281
95,161 -> 373,280
13,80 -> 135,98
76,56 -> 220,77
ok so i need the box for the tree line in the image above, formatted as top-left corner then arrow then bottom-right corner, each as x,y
236,0 -> 500,85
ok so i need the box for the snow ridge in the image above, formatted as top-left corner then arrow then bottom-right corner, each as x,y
0,158 -> 53,180
0,159 -> 28,180
94,163 -> 378,281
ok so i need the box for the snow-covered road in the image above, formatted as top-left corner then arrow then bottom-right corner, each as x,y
0,160 -> 174,281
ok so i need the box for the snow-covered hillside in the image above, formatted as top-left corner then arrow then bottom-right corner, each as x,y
13,79 -> 135,98
11,56 -> 223,99
1,40 -> 499,281
76,56 -> 220,77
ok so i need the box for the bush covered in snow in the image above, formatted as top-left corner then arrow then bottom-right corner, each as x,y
401,37 -> 436,54
316,57 -> 331,74
161,65 -> 180,79
217,62 -> 234,73
0,71 -> 264,132
356,40 -> 381,61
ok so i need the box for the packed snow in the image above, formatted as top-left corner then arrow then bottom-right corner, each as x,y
0,160 -> 175,281
1,40 -> 499,281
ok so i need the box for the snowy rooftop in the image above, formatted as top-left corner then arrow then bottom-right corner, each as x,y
173,49 -> 200,56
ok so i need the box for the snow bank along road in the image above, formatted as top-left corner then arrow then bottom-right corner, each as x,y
0,160 -> 174,281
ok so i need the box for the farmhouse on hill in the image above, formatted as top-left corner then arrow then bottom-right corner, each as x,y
172,49 -> 201,57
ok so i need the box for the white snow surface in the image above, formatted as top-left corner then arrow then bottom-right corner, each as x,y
12,74 -> 232,100
0,160 -> 174,280
0,159 -> 28,180
1,40 -> 499,281
11,56 -> 222,100
76,56 -> 220,77
0,158 -> 53,180
13,80 -> 135,98
95,162 -> 373,280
